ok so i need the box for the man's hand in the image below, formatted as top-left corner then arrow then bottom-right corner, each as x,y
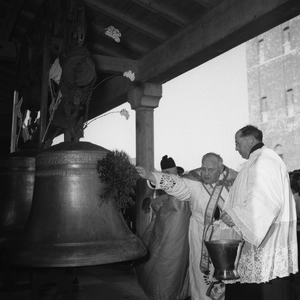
136,166 -> 156,183
220,210 -> 235,227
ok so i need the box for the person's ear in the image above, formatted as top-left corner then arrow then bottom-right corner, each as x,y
220,164 -> 225,173
248,135 -> 255,145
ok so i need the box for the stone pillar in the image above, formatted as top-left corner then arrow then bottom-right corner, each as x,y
128,83 -> 162,238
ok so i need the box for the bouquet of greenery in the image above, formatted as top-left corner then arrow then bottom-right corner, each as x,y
97,150 -> 140,212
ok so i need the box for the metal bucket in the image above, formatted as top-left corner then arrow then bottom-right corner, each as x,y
204,239 -> 244,280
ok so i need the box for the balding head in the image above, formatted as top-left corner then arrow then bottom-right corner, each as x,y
200,152 -> 224,184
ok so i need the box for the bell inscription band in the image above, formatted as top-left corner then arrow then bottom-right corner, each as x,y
10,142 -> 146,267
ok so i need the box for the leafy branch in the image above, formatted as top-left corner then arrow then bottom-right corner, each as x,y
97,150 -> 139,212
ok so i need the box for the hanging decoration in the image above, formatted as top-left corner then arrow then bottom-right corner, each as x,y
38,0 -> 137,147
54,47 -> 96,140
50,0 -> 96,141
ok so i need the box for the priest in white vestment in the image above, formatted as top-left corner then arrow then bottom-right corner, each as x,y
220,125 -> 298,300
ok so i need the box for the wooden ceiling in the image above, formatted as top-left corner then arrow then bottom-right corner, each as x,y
0,0 -> 300,152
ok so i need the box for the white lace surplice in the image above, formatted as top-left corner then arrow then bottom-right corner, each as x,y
221,147 -> 298,284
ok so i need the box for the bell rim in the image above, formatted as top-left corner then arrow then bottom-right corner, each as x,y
9,238 -> 147,267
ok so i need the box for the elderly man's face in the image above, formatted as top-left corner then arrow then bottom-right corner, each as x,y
200,157 -> 222,184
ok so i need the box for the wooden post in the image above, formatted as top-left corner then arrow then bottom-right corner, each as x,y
10,90 -> 19,153
38,36 -> 51,146
128,83 -> 162,238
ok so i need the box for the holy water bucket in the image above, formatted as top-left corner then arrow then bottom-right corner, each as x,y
204,239 -> 244,280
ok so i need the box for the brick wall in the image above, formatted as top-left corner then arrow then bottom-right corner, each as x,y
246,15 -> 300,171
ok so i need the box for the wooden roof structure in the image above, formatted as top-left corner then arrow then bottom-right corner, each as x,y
0,0 -> 300,153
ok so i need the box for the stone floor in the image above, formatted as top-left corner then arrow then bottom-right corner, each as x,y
0,262 -> 300,300
0,261 -> 148,300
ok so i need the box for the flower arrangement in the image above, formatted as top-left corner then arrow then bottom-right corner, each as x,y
97,150 -> 140,212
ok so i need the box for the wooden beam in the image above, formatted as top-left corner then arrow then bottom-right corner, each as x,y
88,0 -> 300,119
91,23 -> 149,54
192,0 -> 220,8
84,0 -> 166,41
90,54 -> 138,74
0,0 -> 26,42
90,43 -> 128,59
138,0 -> 300,84
130,0 -> 188,26
89,76 -> 136,119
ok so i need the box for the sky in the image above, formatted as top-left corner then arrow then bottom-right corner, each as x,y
54,43 -> 249,172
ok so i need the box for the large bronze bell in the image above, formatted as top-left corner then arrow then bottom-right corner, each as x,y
10,141 -> 146,267
0,150 -> 36,247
